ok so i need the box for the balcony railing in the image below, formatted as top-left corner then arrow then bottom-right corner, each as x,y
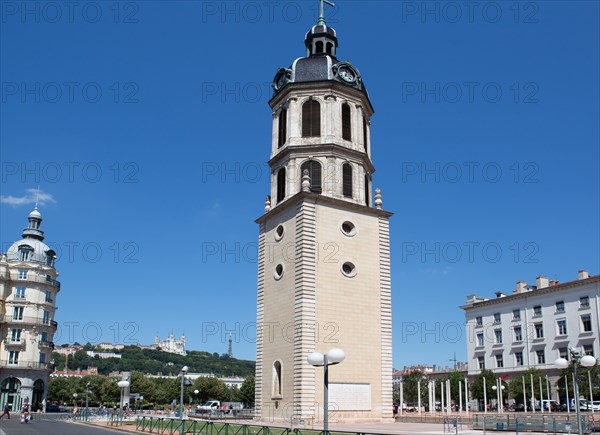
10,273 -> 60,289
0,360 -> 55,370
39,340 -> 55,349
0,314 -> 58,328
45,276 -> 61,288
3,339 -> 26,349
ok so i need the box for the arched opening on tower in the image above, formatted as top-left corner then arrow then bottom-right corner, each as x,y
301,160 -> 322,194
342,103 -> 351,141
272,361 -> 282,399
302,100 -> 321,137
278,109 -> 287,148
315,41 -> 324,54
343,163 -> 353,198
276,168 -> 286,204
326,42 -> 334,55
362,116 -> 368,151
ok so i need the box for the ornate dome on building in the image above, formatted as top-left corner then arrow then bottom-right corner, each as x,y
5,208 -> 56,266
272,22 -> 367,96
1,206 -> 61,412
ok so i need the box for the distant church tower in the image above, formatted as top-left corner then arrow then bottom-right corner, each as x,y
255,3 -> 393,424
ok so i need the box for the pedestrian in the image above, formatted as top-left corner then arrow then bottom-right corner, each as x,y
20,403 -> 30,424
0,404 -> 10,419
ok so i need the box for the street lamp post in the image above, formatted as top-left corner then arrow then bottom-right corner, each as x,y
73,392 -> 78,412
85,382 -> 90,417
179,366 -> 188,435
117,379 -> 130,416
307,348 -> 345,435
193,389 -> 199,412
555,348 -> 597,435
492,381 -> 505,414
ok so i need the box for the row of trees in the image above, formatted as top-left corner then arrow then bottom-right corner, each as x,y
48,372 -> 255,409
395,362 -> 600,406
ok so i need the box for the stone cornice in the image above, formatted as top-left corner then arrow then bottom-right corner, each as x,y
268,143 -> 376,174
256,191 -> 393,224
269,80 -> 375,116
460,275 -> 600,311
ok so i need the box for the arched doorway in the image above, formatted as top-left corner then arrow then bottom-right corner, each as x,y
32,379 -> 44,412
0,377 -> 22,412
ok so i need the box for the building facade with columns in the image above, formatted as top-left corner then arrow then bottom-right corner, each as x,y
255,6 -> 393,424
461,270 -> 599,400
0,208 -> 60,411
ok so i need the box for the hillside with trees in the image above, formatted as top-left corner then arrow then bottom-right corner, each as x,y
52,344 -> 255,377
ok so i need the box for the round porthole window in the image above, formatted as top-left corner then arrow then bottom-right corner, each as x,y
340,221 -> 357,237
341,262 -> 357,278
275,224 -> 285,241
274,263 -> 284,280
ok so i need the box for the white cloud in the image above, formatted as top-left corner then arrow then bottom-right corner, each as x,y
0,189 -> 57,207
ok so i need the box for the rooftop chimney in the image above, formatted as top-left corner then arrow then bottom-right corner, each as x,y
578,270 -> 590,280
515,281 -> 527,293
536,275 -> 549,289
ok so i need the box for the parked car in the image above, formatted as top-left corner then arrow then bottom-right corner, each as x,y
197,400 -> 220,412
578,399 -> 600,411
46,403 -> 64,413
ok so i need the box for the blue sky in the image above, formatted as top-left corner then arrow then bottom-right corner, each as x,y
1,1 -> 598,370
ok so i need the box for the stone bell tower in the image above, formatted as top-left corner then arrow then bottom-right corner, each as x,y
255,2 -> 393,424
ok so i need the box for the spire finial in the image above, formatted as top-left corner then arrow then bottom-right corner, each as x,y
35,185 -> 40,209
317,0 -> 335,26
265,195 -> 272,213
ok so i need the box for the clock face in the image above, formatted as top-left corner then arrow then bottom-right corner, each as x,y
273,68 -> 289,90
277,73 -> 286,89
338,65 -> 356,83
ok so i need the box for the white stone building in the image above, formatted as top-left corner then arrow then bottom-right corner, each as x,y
461,270 -> 599,398
154,332 -> 186,356
0,208 -> 60,411
255,8 -> 393,424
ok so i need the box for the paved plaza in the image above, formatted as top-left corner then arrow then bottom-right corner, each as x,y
0,419 -> 557,435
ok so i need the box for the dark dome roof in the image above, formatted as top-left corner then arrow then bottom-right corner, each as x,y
271,24 -> 367,96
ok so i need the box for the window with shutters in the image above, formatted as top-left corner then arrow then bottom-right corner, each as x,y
342,103 -> 351,141
342,163 -> 352,198
301,160 -> 322,194
276,168 -> 286,203
302,100 -> 321,137
278,109 -> 287,148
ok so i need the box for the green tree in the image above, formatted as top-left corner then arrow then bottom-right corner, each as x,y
81,375 -> 105,406
194,377 -> 227,402
100,378 -> 120,406
400,371 -> 428,403
556,361 -> 600,402
47,377 -> 73,404
471,369 -> 496,400
446,371 -> 465,403
239,375 -> 255,406
131,371 -> 157,404
508,368 -> 544,406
